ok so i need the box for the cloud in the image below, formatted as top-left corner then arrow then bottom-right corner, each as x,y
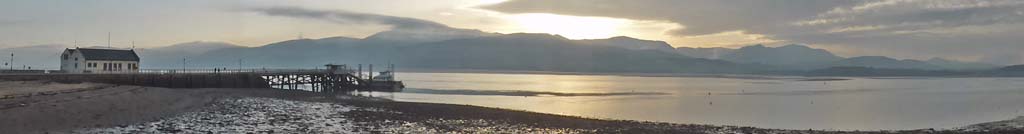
481,0 -> 858,36
482,0 -> 1024,64
248,6 -> 494,44
249,6 -> 450,30
799,0 -> 1024,35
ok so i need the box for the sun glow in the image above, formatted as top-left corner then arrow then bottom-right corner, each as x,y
509,13 -> 629,39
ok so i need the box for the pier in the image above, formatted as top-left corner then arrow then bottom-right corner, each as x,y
0,64 -> 403,93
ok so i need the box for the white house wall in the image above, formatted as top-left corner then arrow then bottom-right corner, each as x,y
60,49 -> 140,74
85,60 -> 139,73
60,50 -> 86,73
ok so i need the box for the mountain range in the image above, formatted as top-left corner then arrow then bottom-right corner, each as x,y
184,32 -> 753,73
675,44 -> 998,71
138,41 -> 245,68
0,28 -> 1006,75
171,30 -> 998,73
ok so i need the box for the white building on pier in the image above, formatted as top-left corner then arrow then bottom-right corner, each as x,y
60,48 -> 140,73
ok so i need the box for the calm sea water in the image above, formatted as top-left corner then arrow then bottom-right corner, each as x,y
373,72 -> 1024,130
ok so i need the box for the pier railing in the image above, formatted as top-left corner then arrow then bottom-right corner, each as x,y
68,68 -> 354,75
0,64 -> 402,92
133,69 -> 325,74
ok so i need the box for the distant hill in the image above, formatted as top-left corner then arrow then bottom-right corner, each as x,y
999,65 -> 1024,72
674,44 -> 998,71
107,29 -> 1007,75
395,33 -> 748,73
191,38 -> 373,68
926,58 -> 999,70
579,36 -> 675,52
720,44 -> 843,69
167,33 -> 763,73
805,66 -> 969,76
828,56 -> 942,70
671,43 -> 999,71
959,65 -> 1024,77
794,65 -> 1024,77
675,47 -> 736,59
138,41 -> 245,68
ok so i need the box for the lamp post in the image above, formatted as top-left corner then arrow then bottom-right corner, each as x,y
238,58 -> 243,71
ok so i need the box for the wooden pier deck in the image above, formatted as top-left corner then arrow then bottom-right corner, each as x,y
0,65 -> 404,93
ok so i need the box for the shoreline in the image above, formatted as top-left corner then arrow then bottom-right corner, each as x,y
400,68 -> 1024,79
1,80 -> 1022,133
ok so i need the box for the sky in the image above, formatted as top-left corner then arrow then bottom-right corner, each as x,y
1,0 -> 1022,64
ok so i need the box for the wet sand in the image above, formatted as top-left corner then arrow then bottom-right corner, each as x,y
0,80 -> 310,133
2,80 -> 1023,133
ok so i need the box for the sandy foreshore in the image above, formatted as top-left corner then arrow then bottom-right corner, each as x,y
2,80 -> 1022,134
0,80 -> 313,133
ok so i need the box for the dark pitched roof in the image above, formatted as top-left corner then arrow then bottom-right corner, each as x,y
75,48 -> 140,61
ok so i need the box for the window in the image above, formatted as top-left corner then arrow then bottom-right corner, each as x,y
74,63 -> 78,68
